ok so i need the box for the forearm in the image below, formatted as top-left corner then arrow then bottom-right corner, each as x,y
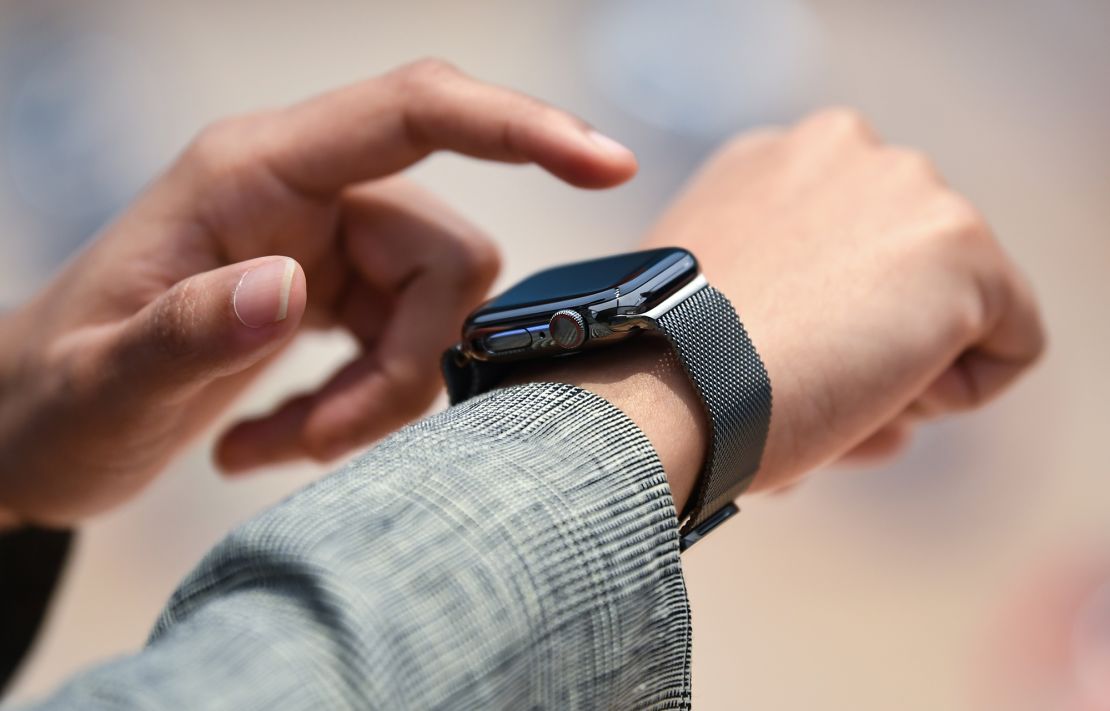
22,383 -> 691,710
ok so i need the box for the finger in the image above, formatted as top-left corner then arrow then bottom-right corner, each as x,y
247,59 -> 636,194
101,256 -> 307,400
215,394 -> 315,473
792,107 -> 882,146
838,421 -> 913,464
214,348 -> 434,473
215,334 -> 441,471
966,265 -> 1046,402
215,181 -> 495,469
301,182 -> 496,458
913,265 -> 1045,416
297,275 -> 451,460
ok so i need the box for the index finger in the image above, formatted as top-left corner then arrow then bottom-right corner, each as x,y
255,59 -> 637,194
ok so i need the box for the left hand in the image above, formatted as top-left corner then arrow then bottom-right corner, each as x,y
640,108 -> 1045,493
526,109 -> 1044,507
0,59 -> 637,526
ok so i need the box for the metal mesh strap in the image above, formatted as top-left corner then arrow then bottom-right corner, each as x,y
656,286 -> 772,549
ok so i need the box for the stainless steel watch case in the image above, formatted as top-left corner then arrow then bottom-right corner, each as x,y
451,249 -> 703,367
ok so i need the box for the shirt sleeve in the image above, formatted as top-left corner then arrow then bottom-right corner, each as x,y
0,527 -> 73,695
16,383 -> 692,710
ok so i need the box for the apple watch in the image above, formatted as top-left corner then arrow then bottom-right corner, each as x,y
442,247 -> 771,551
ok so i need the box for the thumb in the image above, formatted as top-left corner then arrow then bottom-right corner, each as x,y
107,256 -> 306,397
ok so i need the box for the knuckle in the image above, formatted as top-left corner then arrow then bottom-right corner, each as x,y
936,192 -> 989,241
386,59 -> 465,145
184,114 -> 266,179
800,106 -> 877,142
187,119 -> 241,167
719,126 -> 785,158
393,57 -> 461,91
433,230 -> 502,294
146,282 -> 199,362
912,194 -> 992,272
884,146 -> 941,181
456,233 -> 502,288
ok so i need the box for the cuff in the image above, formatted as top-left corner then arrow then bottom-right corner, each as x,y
154,382 -> 692,710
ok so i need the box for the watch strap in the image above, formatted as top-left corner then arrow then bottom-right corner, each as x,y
442,348 -> 509,404
655,285 -> 772,550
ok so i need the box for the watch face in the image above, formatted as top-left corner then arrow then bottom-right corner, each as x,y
482,250 -> 678,312
460,247 -> 698,361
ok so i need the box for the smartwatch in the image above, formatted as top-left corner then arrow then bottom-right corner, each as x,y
442,247 -> 771,551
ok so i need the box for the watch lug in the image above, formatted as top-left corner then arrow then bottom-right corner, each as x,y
606,273 -> 709,334
448,344 -> 470,367
607,314 -> 657,332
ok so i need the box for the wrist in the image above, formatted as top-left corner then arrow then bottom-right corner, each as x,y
504,336 -> 708,514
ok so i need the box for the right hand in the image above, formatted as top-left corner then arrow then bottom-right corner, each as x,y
642,108 -> 1045,493
0,59 -> 637,527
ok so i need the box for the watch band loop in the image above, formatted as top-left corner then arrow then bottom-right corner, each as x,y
654,285 -> 772,550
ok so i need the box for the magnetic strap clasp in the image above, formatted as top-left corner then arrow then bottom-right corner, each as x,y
678,503 -> 739,552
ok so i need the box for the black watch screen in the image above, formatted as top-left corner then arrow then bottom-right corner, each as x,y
460,247 -> 698,363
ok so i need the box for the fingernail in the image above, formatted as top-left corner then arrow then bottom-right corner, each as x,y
1072,579 -> 1110,705
233,258 -> 296,328
586,129 -> 635,160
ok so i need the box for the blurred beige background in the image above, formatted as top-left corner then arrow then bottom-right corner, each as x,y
1,1 -> 1107,708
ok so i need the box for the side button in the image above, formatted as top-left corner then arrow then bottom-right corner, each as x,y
484,329 -> 532,353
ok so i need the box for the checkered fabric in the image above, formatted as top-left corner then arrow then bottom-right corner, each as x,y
18,384 -> 692,711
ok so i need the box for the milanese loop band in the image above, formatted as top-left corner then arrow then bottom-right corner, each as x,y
654,285 -> 772,550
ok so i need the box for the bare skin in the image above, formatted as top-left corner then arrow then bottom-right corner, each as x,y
0,60 -> 638,526
529,109 -> 1045,508
0,66 -> 1044,528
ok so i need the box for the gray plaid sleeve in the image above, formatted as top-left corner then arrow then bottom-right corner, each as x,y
19,383 -> 692,710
